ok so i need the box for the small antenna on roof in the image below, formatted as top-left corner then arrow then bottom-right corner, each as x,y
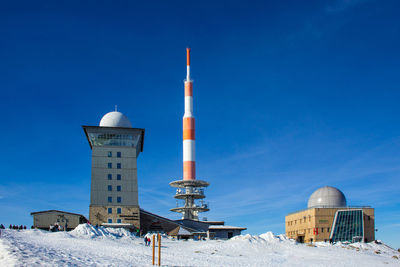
115,105 -> 118,112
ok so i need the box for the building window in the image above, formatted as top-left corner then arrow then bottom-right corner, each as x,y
108,208 -> 112,214
108,185 -> 112,191
108,163 -> 112,169
117,152 -> 121,158
117,208 -> 121,214
327,227 -> 330,232
117,197 -> 121,203
117,163 -> 121,169
108,174 -> 112,180
108,151 -> 112,157
117,174 -> 121,180
117,219 -> 121,223
108,218 -> 112,223
108,197 -> 112,203
117,185 -> 121,192
321,228 -> 324,233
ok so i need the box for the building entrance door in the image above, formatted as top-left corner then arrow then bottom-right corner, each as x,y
297,235 -> 304,243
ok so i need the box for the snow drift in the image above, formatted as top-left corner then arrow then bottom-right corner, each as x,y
69,224 -> 134,239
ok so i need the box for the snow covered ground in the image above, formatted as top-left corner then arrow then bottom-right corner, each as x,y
0,224 -> 399,266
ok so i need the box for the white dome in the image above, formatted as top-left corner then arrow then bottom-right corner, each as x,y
99,111 -> 132,128
307,186 -> 347,208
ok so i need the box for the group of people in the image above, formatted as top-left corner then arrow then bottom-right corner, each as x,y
0,224 -> 27,237
144,236 -> 152,246
9,225 -> 27,230
49,223 -> 66,232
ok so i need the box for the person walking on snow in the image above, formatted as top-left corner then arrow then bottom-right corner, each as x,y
144,236 -> 148,246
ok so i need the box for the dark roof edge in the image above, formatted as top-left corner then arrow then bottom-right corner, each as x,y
30,210 -> 87,219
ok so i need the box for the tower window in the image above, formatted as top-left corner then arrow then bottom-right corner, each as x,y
108,197 -> 112,203
108,218 -> 112,223
108,163 -> 112,169
108,208 -> 112,214
117,163 -> 121,169
108,174 -> 112,180
117,197 -> 121,203
108,185 -> 112,191
117,219 -> 121,223
117,174 -> 121,180
117,208 -> 121,214
117,152 -> 121,158
108,151 -> 112,157
117,185 -> 121,192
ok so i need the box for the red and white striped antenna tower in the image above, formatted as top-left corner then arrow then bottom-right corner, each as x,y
170,48 -> 209,220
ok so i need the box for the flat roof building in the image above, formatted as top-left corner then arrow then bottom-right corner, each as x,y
285,186 -> 375,243
31,210 -> 87,231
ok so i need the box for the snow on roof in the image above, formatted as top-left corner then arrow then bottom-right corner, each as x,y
208,225 -> 247,230
178,227 -> 192,235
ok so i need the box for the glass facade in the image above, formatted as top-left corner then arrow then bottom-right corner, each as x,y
88,132 -> 141,147
331,209 -> 363,242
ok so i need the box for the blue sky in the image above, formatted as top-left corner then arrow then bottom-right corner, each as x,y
1,0 -> 399,248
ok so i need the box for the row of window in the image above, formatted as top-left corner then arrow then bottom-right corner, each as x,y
107,163 -> 121,169
108,196 -> 122,203
108,151 -> 122,158
287,227 -> 330,236
108,218 -> 122,223
108,207 -> 122,214
108,185 -> 121,191
287,216 -> 312,226
108,174 -> 121,180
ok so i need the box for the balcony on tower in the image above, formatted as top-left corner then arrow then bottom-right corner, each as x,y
174,188 -> 205,199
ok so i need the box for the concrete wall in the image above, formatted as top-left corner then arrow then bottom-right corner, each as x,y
89,206 -> 140,229
285,208 -> 375,243
209,229 -> 242,239
32,211 -> 86,230
90,146 -> 138,206
89,146 -> 140,227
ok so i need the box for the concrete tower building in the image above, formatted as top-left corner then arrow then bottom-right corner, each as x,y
83,110 -> 145,230
170,48 -> 209,220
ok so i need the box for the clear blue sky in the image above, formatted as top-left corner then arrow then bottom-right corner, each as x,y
1,0 -> 399,248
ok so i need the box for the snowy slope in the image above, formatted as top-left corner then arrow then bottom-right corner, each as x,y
0,224 -> 399,266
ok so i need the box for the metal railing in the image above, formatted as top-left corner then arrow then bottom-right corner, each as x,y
175,188 -> 204,196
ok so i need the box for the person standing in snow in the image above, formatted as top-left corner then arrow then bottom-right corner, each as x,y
144,236 -> 148,246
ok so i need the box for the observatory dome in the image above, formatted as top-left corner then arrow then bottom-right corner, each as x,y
307,186 -> 347,208
99,111 -> 132,128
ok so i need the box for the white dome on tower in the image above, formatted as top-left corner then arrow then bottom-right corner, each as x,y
99,111 -> 132,128
307,186 -> 347,208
